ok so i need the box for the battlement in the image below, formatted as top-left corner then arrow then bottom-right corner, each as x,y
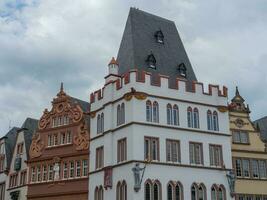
90,70 -> 228,104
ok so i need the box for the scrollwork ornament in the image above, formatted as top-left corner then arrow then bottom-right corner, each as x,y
29,133 -> 44,158
74,121 -> 89,151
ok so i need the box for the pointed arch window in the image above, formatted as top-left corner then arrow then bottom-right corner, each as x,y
167,104 -> 172,125
193,108 -> 199,128
211,186 -> 217,200
178,63 -> 187,78
153,182 -> 159,200
154,30 -> 164,44
153,102 -> 159,123
198,185 -> 205,200
145,181 -> 151,200
213,111 -> 219,131
146,101 -> 152,122
167,183 -> 173,200
173,105 -> 179,126
117,181 -> 127,200
187,107 -> 193,128
117,103 -> 125,126
207,110 -> 213,130
191,185 -> 197,200
146,53 -> 156,69
95,186 -> 104,200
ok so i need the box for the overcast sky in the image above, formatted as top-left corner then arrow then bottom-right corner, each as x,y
0,0 -> 267,135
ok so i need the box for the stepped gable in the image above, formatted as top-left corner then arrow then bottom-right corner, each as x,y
117,8 -> 197,87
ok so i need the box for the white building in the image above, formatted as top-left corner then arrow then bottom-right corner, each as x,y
0,127 -> 19,200
5,118 -> 38,200
89,8 -> 234,200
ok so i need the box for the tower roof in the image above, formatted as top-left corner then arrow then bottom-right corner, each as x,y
109,57 -> 119,66
117,8 -> 197,86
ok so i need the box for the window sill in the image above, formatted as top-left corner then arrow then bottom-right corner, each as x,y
46,143 -> 73,149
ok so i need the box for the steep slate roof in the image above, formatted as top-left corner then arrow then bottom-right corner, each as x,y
20,118 -> 39,159
117,8 -> 197,86
1,127 -> 20,170
254,116 -> 267,141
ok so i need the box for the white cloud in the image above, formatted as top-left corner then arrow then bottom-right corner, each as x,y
0,0 -> 267,135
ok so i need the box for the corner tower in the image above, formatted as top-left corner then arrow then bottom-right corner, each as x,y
117,8 -> 197,86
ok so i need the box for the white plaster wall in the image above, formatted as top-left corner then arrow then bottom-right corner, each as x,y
5,131 -> 28,200
0,140 -> 7,199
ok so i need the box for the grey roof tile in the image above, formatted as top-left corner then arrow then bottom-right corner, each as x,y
117,8 -> 197,87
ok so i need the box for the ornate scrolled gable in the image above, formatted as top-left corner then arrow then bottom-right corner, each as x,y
38,84 -> 84,130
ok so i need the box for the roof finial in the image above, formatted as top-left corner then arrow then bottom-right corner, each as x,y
60,82 -> 64,92
235,86 -> 240,96
108,57 -> 119,66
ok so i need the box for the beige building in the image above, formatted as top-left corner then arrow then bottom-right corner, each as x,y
229,87 -> 267,200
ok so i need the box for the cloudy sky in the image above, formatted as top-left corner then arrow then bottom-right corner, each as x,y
0,0 -> 267,135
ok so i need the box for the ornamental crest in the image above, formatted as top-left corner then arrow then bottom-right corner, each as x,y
29,133 -> 44,158
123,87 -> 147,101
73,121 -> 89,151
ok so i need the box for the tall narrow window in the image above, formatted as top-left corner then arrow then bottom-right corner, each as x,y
43,165 -> 47,181
96,146 -> 104,169
117,181 -> 127,200
198,185 -> 206,200
235,159 -> 242,177
251,160 -> 259,178
117,104 -> 121,126
121,103 -> 125,124
153,101 -> 159,123
67,130 -> 72,144
242,159 -> 250,177
37,166 -> 41,182
31,167 -> 36,182
48,165 -> 53,181
193,108 -> 199,128
63,162 -> 68,179
166,140 -> 180,163
144,137 -> 159,161
211,186 -> 217,200
187,107 -> 193,128
145,182 -> 151,200
76,160 -> 81,177
209,145 -> 223,167
259,160 -> 267,178
146,101 -> 152,122
97,114 -> 101,134
173,105 -> 179,126
117,103 -> 125,126
118,138 -> 127,163
60,132 -> 66,145
213,111 -> 219,131
83,160 -> 88,177
175,183 -> 182,200
189,143 -> 203,165
218,187 -> 224,200
101,113 -> 104,133
191,185 -> 197,200
167,104 -> 172,125
153,182 -> 161,200
167,183 -> 173,200
207,110 -> 213,130
70,161 -> 74,178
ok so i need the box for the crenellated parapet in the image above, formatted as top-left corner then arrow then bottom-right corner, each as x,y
90,70 -> 228,107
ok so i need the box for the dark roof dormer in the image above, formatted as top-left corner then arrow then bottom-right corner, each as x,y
146,53 -> 156,69
154,30 -> 164,44
177,63 -> 187,78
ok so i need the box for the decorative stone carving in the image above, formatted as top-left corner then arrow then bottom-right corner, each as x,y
38,84 -> 84,130
217,105 -> 228,113
90,111 -> 96,118
74,121 -> 89,151
29,133 -> 44,158
123,87 -> 147,102
226,170 -> 236,197
132,163 -> 146,192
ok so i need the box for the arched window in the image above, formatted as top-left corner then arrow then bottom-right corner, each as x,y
153,181 -> 161,200
117,104 -> 121,126
95,186 -> 104,200
193,108 -> 199,128
187,107 -> 193,128
97,114 -> 101,134
117,181 -> 127,200
146,101 -> 152,122
173,105 -> 179,126
198,184 -> 206,200
175,182 -> 182,200
117,103 -> 125,126
101,113 -> 104,133
191,185 -> 197,200
211,186 -> 217,200
218,185 -> 226,200
167,104 -> 172,125
153,101 -> 159,123
145,181 -> 151,200
121,103 -> 125,124
95,187 -> 99,200
207,110 -> 213,130
167,183 -> 173,200
213,111 -> 219,131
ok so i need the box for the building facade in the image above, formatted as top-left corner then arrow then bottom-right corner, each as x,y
89,8 -> 234,200
0,127 -> 19,200
229,88 -> 267,200
6,118 -> 38,200
27,84 -> 90,200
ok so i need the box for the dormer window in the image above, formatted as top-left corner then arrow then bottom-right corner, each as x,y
178,63 -> 187,78
146,53 -> 156,69
154,30 -> 164,44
